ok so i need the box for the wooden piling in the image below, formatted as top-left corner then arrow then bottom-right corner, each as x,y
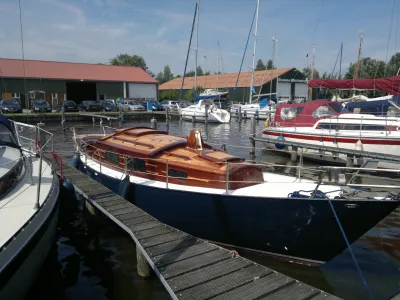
238,106 -> 242,122
150,118 -> 157,129
249,115 -> 256,155
291,146 -> 298,162
205,104 -> 209,125
136,245 -> 151,278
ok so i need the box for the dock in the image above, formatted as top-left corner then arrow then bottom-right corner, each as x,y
57,161 -> 341,300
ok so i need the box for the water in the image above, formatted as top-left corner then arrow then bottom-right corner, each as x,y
26,116 -> 400,300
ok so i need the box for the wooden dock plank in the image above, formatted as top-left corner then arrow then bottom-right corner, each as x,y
152,242 -> 217,267
56,162 -> 342,300
167,257 -> 253,293
159,249 -> 231,279
146,236 -> 202,257
210,272 -> 294,300
177,264 -> 273,300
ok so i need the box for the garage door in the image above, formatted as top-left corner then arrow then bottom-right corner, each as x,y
294,83 -> 308,102
128,83 -> 157,100
278,82 -> 291,102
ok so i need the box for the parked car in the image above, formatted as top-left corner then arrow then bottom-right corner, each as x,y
140,100 -> 164,111
0,99 -> 22,113
160,100 -> 179,111
31,99 -> 52,113
118,100 -> 146,112
78,100 -> 102,112
56,100 -> 79,112
99,100 -> 119,112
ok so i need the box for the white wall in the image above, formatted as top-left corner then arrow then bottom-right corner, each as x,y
128,83 -> 157,99
295,83 -> 308,102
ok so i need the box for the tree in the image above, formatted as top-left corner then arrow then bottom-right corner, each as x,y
109,53 -> 154,76
185,70 -> 196,77
302,67 -> 320,80
344,57 -> 385,79
184,86 -> 204,101
155,65 -> 174,84
266,59 -> 274,70
196,66 -> 204,76
175,74 -> 182,78
255,59 -> 266,71
159,90 -> 179,100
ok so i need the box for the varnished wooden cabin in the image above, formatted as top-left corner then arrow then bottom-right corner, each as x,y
85,127 -> 264,189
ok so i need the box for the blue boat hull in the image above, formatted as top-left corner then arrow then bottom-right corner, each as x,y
80,163 -> 398,264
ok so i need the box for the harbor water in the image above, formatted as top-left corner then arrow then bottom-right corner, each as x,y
25,117 -> 400,300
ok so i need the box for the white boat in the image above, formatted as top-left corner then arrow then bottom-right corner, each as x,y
197,89 -> 228,99
231,98 -> 276,120
179,99 -> 231,123
262,100 -> 400,168
0,116 -> 60,300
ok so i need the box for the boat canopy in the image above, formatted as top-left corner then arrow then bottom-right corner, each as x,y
308,75 -> 400,96
0,115 -> 18,148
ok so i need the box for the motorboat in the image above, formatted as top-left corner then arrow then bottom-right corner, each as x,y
0,116 -> 60,300
262,100 -> 400,168
196,89 -> 228,100
179,99 -> 231,123
231,97 -> 276,120
73,126 -> 399,265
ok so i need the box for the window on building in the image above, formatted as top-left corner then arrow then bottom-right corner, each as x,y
52,93 -> 58,100
312,105 -> 335,118
12,93 -> 20,99
29,93 -> 35,99
168,169 -> 187,179
105,152 -> 120,165
99,94 -> 105,101
127,158 -> 146,173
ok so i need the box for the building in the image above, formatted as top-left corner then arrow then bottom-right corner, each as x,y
159,68 -> 308,103
0,58 -> 158,108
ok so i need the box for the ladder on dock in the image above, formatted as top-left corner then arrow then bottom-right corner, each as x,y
58,162 -> 341,300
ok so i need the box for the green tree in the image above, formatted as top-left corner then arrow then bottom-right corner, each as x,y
387,52 -> 400,76
155,65 -> 174,84
109,53 -> 154,76
184,86 -> 204,101
185,70 -> 196,77
344,57 -> 385,79
159,90 -> 179,100
266,59 -> 274,70
302,67 -> 320,80
175,74 -> 182,78
255,59 -> 266,71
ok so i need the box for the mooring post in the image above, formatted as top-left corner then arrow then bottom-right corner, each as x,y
249,115 -> 256,156
166,108 -> 170,132
297,148 -> 303,179
192,115 -> 195,123
61,106 -> 66,131
136,245 -> 151,278
119,107 -> 123,128
238,106 -> 242,122
291,146 -> 298,162
150,118 -> 157,129
205,104 -> 209,125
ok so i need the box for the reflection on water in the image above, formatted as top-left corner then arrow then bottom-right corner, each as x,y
26,117 -> 400,300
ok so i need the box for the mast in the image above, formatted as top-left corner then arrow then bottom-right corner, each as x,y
308,44 -> 315,101
249,0 -> 259,104
194,0 -> 200,91
339,42 -> 343,79
217,40 -> 220,91
354,34 -> 363,79
273,36 -> 279,102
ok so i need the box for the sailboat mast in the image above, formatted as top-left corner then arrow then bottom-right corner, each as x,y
194,0 -> 200,91
217,40 -> 220,91
308,44 -> 315,101
273,37 -> 279,102
249,0 -> 259,104
354,34 -> 363,79
339,42 -> 343,79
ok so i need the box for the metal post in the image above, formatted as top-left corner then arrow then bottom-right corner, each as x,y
99,152 -> 102,173
225,162 -> 229,194
61,105 -> 66,131
150,118 -> 157,129
92,117 -> 95,126
28,156 -> 33,184
291,146 -> 298,162
166,108 -> 169,132
249,115 -> 256,155
297,148 -> 303,179
238,106 -> 242,122
34,151 -> 43,210
37,123 -> 46,151
166,159 -> 169,189
205,104 -> 209,125
136,245 -> 151,278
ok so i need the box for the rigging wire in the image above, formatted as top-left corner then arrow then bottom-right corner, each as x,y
384,0 -> 396,77
323,45 -> 341,99
305,0 -> 325,69
231,5 -> 257,104
18,0 -> 28,111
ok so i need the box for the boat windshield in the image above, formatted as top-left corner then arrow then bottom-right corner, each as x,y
0,123 -> 17,145
329,102 -> 348,113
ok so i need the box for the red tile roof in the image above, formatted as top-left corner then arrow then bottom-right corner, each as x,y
159,68 -> 294,90
0,58 -> 157,83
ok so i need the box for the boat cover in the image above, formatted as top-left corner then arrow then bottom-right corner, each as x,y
308,75 -> 400,96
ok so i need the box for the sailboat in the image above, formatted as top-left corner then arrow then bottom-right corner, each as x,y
230,7 -> 277,121
179,3 -> 231,123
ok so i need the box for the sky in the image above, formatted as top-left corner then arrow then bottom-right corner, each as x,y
0,0 -> 398,78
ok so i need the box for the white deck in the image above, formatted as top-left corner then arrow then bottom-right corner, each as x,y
0,155 -> 54,248
81,154 -> 343,199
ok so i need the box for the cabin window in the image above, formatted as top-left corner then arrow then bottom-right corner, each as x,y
168,169 -> 187,179
127,158 -> 147,173
312,105 -> 335,118
105,152 -> 120,164
318,123 -> 387,131
280,107 -> 303,120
